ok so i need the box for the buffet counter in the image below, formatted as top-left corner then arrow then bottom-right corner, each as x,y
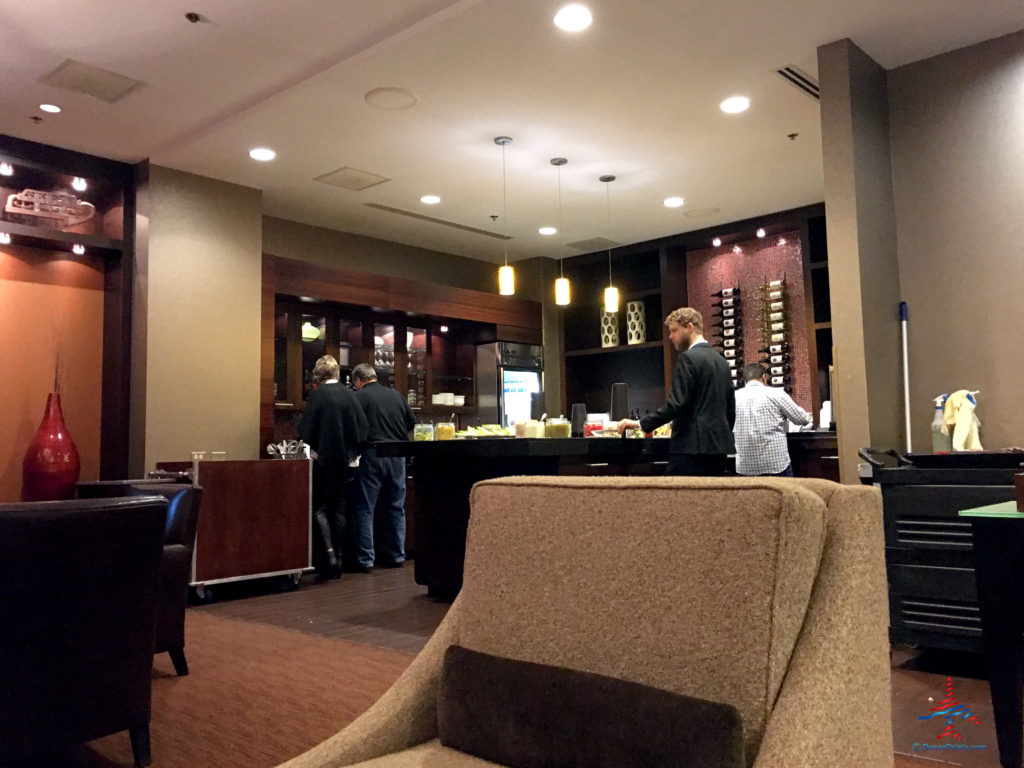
377,432 -> 837,597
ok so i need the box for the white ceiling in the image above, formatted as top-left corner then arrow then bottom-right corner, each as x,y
2,0 -> 1022,263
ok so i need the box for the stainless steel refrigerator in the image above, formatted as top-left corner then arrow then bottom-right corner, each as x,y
475,342 -> 544,427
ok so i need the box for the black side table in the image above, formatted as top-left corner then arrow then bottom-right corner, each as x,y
961,500 -> 1024,768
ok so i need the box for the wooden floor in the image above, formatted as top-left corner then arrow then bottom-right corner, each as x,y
196,567 -> 1003,766
196,564 -> 449,654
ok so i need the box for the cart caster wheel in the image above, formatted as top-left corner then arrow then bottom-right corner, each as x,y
193,585 -> 215,604
278,573 -> 302,591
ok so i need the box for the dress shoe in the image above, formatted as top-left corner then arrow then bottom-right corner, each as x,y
347,563 -> 373,574
377,559 -> 405,569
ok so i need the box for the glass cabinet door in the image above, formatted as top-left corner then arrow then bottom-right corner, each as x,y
407,326 -> 427,408
301,314 -> 327,401
373,323 -> 396,389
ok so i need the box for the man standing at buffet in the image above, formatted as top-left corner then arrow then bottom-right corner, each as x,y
299,355 -> 368,580
350,363 -> 416,572
616,307 -> 735,475
733,363 -> 812,477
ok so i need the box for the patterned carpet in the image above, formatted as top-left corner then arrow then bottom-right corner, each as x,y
4,611 -> 413,768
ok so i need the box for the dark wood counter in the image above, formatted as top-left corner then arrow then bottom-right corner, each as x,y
377,432 -> 838,597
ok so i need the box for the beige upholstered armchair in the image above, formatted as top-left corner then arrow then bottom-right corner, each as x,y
279,477 -> 892,768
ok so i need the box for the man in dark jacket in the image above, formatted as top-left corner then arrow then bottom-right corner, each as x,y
350,363 -> 417,571
616,307 -> 735,475
299,355 -> 368,579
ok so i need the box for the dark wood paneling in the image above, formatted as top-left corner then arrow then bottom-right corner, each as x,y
659,245 -> 687,395
259,257 -> 277,452
193,459 -> 309,581
269,255 -> 390,308
387,278 -> 542,329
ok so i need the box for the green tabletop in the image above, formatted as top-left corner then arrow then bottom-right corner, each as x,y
958,500 -> 1024,518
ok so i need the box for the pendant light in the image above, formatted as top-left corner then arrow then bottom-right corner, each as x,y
552,157 -> 570,305
495,136 -> 515,295
601,174 -> 618,313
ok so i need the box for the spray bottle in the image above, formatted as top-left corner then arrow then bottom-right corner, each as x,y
931,394 -> 950,453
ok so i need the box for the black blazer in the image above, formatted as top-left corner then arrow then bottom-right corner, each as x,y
639,341 -> 736,455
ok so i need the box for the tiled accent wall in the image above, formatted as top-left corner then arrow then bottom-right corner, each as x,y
685,231 -> 812,412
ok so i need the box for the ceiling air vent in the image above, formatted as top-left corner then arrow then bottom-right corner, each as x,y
566,237 -> 618,253
364,204 -> 510,240
775,65 -> 820,101
40,59 -> 143,103
314,167 -> 390,192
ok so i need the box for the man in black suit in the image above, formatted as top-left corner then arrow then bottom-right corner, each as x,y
616,307 -> 735,475
299,355 -> 368,579
350,363 -> 417,571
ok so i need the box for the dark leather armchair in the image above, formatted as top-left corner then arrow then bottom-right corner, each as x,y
78,480 -> 203,676
0,495 -> 167,768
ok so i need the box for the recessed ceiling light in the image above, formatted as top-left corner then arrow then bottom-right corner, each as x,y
39,104 -> 61,114
72,177 -> 87,192
249,147 -> 276,162
72,244 -> 85,255
663,196 -> 685,208
0,163 -> 12,176
554,4 -> 592,32
777,237 -> 787,246
420,195 -> 441,205
732,245 -> 742,254
756,227 -> 766,238
712,237 -> 722,247
440,325 -> 449,333
538,226 -> 557,236
0,233 -> 10,245
719,96 -> 750,114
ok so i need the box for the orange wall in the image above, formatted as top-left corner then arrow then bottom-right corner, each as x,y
0,245 -> 104,502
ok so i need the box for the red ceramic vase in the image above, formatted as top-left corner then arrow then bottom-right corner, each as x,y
22,392 -> 81,501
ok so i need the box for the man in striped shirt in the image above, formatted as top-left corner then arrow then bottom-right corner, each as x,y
733,363 -> 812,477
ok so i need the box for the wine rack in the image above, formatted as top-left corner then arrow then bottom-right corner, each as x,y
756,278 -> 793,393
710,286 -> 742,388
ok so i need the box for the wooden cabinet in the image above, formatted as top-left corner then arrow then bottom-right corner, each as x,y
559,204 -> 830,420
272,301 -> 482,439
0,135 -> 135,480
562,248 -> 681,417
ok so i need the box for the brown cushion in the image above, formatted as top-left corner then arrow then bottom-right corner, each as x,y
438,645 -> 744,768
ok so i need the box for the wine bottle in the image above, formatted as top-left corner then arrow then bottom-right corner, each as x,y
758,344 -> 790,355
770,365 -> 792,376
769,301 -> 785,312
712,287 -> 740,298
768,311 -> 784,322
723,328 -> 736,337
769,321 -> 785,332
723,338 -> 741,349
770,332 -> 785,343
767,290 -> 783,301
769,354 -> 785,365
723,348 -> 738,358
770,374 -> 792,386
711,307 -> 736,318
768,279 -> 784,288
726,358 -> 737,368
710,317 -> 738,328
712,297 -> 736,308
